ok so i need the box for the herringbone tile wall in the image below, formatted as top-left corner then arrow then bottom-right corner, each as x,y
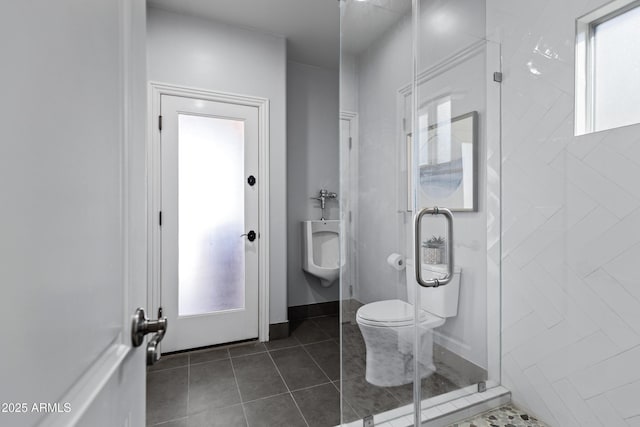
488,0 -> 640,425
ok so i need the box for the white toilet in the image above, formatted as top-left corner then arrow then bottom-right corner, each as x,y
301,220 -> 340,287
356,260 -> 461,387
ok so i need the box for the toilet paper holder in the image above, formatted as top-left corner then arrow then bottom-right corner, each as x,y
386,253 -> 405,271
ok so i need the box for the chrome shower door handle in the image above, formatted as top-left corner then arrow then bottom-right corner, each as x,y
414,207 -> 454,288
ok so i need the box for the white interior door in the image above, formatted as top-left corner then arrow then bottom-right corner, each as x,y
160,95 -> 260,352
0,1 -> 149,427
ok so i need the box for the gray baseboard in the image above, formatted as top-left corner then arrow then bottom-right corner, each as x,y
288,301 -> 339,320
269,321 -> 289,340
433,343 -> 487,387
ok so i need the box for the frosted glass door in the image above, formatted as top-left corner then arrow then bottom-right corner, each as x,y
178,114 -> 245,316
160,94 -> 260,352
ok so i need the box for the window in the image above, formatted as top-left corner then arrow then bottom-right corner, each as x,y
575,0 -> 640,135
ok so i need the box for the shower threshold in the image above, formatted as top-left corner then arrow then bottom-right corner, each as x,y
339,383 -> 510,427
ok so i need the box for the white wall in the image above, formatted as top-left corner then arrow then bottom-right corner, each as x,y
488,1 -> 640,425
349,0 -> 490,368
417,0 -> 486,69
286,61 -> 340,307
354,12 -> 413,306
340,54 -> 358,113
147,7 -> 288,323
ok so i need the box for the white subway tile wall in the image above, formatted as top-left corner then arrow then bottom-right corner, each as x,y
488,0 -> 640,425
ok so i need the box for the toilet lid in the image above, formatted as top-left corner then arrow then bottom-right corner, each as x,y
357,299 -> 441,327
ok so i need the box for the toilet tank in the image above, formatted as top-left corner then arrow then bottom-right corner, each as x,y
405,260 -> 461,318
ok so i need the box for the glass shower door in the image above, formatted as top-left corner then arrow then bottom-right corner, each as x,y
340,0 -> 502,425
412,31 -> 502,425
340,0 -> 417,423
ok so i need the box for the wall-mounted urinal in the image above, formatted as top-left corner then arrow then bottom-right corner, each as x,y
301,220 -> 340,287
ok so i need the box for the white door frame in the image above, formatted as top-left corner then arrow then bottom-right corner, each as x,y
148,82 -> 270,343
340,111 -> 359,301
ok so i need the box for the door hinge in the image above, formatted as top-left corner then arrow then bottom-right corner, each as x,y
493,72 -> 503,83
159,211 -> 162,226
158,115 -> 163,131
349,211 -> 352,223
348,137 -> 352,150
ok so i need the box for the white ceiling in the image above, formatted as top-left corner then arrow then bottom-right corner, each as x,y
147,0 -> 410,69
342,0 -> 411,54
147,0 -> 341,69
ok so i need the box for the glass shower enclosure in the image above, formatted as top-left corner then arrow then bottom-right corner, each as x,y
339,0 -> 502,424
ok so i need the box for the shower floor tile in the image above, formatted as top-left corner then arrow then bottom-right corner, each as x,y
449,405 -> 550,427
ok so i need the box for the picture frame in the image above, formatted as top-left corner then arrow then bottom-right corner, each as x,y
407,111 -> 478,212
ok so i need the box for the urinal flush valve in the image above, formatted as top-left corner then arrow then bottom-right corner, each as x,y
310,189 -> 337,221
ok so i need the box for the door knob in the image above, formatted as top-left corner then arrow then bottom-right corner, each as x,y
247,175 -> 256,186
131,307 -> 168,348
146,326 -> 166,366
241,230 -> 257,242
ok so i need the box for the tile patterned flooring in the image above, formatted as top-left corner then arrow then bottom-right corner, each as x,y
147,312 -> 483,426
146,316 -> 343,427
448,405 -> 549,427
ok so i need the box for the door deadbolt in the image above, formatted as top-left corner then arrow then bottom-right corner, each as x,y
247,175 -> 256,186
241,230 -> 256,242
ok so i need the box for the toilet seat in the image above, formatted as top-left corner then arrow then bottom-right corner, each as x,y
356,299 -> 445,328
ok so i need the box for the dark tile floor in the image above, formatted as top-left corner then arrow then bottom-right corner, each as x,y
147,308 -> 484,426
147,316 -> 345,427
